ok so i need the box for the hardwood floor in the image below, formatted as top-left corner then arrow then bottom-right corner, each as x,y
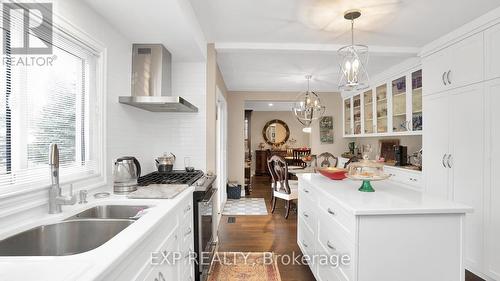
217,176 -> 315,281
217,175 -> 484,281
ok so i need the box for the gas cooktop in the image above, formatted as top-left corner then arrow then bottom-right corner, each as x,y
138,170 -> 203,186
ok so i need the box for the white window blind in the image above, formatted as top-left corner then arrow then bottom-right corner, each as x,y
0,4 -> 100,191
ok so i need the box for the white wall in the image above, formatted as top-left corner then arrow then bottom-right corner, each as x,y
310,93 -> 351,158
107,62 -> 206,179
251,111 -> 310,152
0,0 -> 207,230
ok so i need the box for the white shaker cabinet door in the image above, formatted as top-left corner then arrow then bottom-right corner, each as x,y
422,93 -> 450,198
422,49 -> 452,95
449,84 -> 485,272
485,79 -> 500,280
449,32 -> 484,89
485,23 -> 500,80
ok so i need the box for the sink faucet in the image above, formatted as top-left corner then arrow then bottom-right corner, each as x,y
48,144 -> 76,214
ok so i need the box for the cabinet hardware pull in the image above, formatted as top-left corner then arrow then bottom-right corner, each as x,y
446,154 -> 452,168
185,205 -> 192,213
304,189 -> 310,193
185,227 -> 192,236
446,70 -> 452,84
327,208 -> 335,215
442,154 -> 447,168
303,212 -> 309,218
302,240 -> 308,248
442,72 -> 447,85
327,241 -> 336,251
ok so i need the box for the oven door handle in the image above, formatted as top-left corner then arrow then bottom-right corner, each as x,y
202,188 -> 218,205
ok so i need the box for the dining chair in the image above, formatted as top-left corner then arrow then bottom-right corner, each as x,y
317,152 -> 338,168
267,155 -> 298,219
292,149 -> 311,167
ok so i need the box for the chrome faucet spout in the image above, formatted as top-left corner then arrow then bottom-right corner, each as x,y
48,144 -> 76,214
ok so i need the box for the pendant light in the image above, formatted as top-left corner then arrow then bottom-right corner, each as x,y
338,10 -> 369,91
292,75 -> 326,126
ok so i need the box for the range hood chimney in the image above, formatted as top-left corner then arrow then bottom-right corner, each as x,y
119,44 -> 198,112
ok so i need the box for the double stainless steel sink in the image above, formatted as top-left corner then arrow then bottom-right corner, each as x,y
0,205 -> 150,256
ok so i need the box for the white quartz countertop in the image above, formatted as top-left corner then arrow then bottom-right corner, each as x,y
0,185 -> 193,281
299,173 -> 472,216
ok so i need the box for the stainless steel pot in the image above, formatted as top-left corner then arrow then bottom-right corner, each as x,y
155,153 -> 176,173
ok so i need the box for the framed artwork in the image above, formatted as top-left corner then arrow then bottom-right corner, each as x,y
319,116 -> 334,144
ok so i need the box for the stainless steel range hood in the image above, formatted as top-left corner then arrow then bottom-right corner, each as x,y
119,44 -> 198,112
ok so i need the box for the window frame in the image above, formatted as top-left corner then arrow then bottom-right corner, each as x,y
0,3 -> 107,197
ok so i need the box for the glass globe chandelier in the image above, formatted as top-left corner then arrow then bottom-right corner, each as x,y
293,75 -> 326,126
338,10 -> 369,91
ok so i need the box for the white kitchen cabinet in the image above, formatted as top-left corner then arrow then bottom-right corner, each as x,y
484,78 -> 500,280
423,84 -> 485,273
423,32 -> 484,95
485,23 -> 500,80
384,166 -> 422,190
298,174 -> 469,281
103,192 -> 195,281
422,93 -> 451,198
342,68 -> 422,137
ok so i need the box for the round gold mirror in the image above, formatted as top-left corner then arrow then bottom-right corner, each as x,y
262,119 -> 290,146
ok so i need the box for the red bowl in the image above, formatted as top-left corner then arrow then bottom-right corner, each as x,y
318,168 -> 348,180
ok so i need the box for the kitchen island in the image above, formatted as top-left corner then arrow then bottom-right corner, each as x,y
297,173 -> 472,281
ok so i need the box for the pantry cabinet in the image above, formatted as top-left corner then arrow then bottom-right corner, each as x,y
343,68 -> 422,137
422,32 -> 484,95
484,78 -> 500,280
424,84 -> 485,272
421,21 -> 500,279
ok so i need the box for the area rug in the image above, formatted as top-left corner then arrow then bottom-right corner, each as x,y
208,252 -> 281,281
222,198 -> 268,216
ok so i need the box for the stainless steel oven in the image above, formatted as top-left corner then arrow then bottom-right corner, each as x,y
192,174 -> 217,281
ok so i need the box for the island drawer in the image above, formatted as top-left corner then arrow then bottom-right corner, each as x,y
318,218 -> 354,281
298,216 -> 316,258
299,183 -> 317,200
318,193 -> 355,236
299,192 -> 318,231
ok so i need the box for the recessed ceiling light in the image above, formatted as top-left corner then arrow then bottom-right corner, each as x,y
268,103 -> 274,106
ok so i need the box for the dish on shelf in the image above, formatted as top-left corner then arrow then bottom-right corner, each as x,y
318,167 -> 348,180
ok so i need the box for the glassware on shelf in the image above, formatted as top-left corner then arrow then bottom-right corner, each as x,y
392,76 -> 408,132
344,99 -> 352,135
411,70 -> 423,131
353,95 -> 361,134
363,90 -> 373,134
376,84 -> 388,133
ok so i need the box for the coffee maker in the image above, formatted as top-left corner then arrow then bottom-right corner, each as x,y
394,145 -> 408,166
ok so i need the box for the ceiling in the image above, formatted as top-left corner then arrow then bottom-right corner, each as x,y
245,101 -> 295,111
82,0 -> 500,91
189,0 -> 500,91
83,0 -> 206,62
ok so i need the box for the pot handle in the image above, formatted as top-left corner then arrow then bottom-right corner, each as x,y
170,153 -> 176,160
132,157 -> 141,178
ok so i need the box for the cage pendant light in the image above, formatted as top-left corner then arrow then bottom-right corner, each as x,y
338,10 -> 369,91
293,75 -> 326,125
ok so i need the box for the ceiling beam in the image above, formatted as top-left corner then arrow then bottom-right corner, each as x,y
215,42 -> 420,57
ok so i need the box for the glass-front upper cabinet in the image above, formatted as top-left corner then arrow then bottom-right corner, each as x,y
392,76 -> 408,132
376,84 -> 388,133
363,90 -> 374,134
344,98 -> 352,135
411,70 -> 423,131
353,94 -> 361,135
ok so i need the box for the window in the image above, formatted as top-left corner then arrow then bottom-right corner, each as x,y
0,4 -> 102,191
